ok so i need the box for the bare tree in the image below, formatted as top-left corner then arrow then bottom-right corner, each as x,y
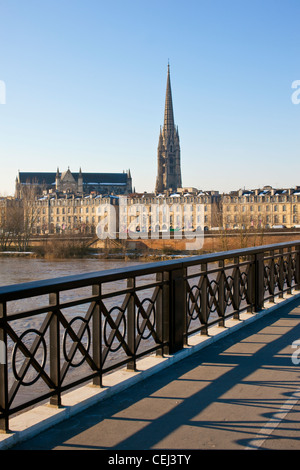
2,186 -> 38,252
12,200 -> 36,251
0,199 -> 14,250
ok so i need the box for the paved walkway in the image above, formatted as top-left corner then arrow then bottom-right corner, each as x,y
8,297 -> 300,451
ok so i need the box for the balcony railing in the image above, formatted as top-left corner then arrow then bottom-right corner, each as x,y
0,241 -> 300,432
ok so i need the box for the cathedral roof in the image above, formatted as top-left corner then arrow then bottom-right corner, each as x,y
18,171 -> 128,185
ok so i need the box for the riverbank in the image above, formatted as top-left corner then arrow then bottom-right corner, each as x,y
2,228 -> 300,262
0,248 -> 189,262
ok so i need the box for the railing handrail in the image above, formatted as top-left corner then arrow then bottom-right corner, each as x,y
0,240 -> 299,302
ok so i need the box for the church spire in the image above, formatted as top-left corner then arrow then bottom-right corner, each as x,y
163,63 -> 175,138
155,63 -> 182,194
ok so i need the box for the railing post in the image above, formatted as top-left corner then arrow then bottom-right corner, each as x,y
0,302 -> 9,433
218,260 -> 225,327
246,255 -> 255,312
156,272 -> 169,356
254,252 -> 265,312
169,267 -> 186,353
92,284 -> 102,387
287,249 -> 292,294
269,250 -> 275,302
49,292 -> 61,407
200,263 -> 208,335
182,267 -> 188,346
279,248 -> 284,298
295,244 -> 300,291
233,257 -> 240,319
127,277 -> 136,371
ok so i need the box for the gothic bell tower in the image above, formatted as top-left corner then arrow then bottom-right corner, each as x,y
155,64 -> 182,193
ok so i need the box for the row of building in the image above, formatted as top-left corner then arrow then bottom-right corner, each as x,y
2,184 -> 300,236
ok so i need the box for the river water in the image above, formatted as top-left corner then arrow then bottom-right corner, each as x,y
0,256 -> 144,287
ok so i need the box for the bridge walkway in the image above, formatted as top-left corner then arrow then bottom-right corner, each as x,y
7,296 -> 300,451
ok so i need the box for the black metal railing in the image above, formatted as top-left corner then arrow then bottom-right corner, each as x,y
0,241 -> 300,432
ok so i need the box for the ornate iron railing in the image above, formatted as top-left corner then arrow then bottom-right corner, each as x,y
0,241 -> 300,432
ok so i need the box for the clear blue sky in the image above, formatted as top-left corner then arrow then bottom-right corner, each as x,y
0,0 -> 299,196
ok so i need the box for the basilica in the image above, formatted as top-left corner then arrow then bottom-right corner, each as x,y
15,167 -> 132,199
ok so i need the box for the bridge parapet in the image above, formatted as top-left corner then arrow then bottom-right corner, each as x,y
0,241 -> 300,432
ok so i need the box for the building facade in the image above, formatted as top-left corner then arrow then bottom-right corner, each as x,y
4,185 -> 300,238
27,189 -> 220,235
222,186 -> 300,229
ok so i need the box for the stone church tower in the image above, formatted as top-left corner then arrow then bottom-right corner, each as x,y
155,64 -> 182,193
